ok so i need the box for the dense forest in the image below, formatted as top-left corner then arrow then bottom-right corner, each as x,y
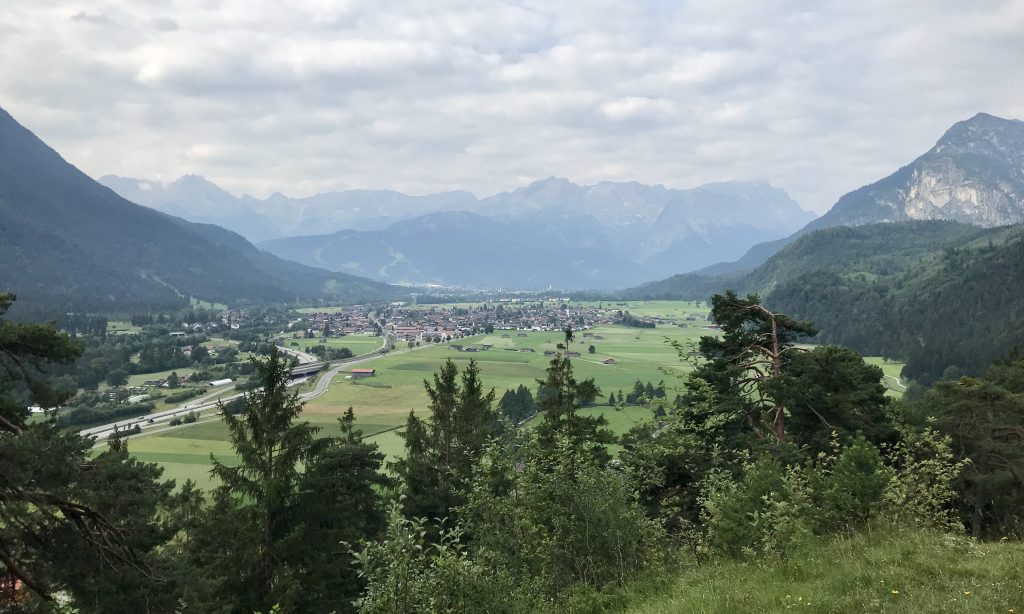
2,291 -> 1022,612
624,221 -> 1024,383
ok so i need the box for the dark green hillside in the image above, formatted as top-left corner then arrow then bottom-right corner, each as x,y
623,221 -> 1024,382
0,107 -> 394,314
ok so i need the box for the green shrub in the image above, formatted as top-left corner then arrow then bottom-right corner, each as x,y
882,427 -> 967,531
811,436 -> 892,532
701,456 -> 814,559
354,504 -> 538,613
461,434 -> 667,598
183,412 -> 197,424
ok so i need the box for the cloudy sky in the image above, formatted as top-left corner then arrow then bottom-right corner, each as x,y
1,0 -> 1022,213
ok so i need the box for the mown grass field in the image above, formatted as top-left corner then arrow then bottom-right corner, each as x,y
130,316 -> 709,489
128,300 -> 905,490
280,333 -> 384,356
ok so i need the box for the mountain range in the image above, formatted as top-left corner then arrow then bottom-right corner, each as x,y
101,175 -> 814,289
694,112 -> 1024,277
0,107 -> 398,315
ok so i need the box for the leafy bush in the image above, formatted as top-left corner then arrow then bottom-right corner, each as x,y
354,504 -> 537,614
881,427 -> 967,531
701,456 -> 814,558
163,388 -> 205,404
56,401 -> 156,428
461,433 -> 667,598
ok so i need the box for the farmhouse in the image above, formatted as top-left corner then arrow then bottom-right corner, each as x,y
351,368 -> 376,378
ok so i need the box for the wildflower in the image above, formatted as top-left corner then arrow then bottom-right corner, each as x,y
964,591 -> 972,596
891,590 -> 900,595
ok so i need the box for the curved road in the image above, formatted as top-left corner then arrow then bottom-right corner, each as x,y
81,332 -> 398,443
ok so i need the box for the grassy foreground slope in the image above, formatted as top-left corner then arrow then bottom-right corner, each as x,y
619,527 -> 1023,614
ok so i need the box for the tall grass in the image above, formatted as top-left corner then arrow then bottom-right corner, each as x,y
614,525 -> 1023,613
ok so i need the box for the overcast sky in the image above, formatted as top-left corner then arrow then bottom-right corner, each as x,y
1,1 -> 1022,213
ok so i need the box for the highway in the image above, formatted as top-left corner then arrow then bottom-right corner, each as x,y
80,333 -> 394,443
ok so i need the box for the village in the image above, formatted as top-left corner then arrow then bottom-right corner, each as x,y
294,300 -> 703,345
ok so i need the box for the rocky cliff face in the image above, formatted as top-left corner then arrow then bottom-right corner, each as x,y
810,113 -> 1024,230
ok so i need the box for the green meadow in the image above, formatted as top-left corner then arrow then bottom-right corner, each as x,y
280,333 -> 384,356
125,300 -> 905,489
129,318 -> 709,488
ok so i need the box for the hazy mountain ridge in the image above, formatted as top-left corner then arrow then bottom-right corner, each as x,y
259,210 -> 650,289
0,107 -> 397,314
105,174 -> 813,288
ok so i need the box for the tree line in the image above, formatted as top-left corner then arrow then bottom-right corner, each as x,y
1,291 -> 1021,612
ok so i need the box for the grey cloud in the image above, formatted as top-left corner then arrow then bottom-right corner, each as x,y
1,0 -> 1022,213
70,11 -> 113,25
152,17 -> 178,31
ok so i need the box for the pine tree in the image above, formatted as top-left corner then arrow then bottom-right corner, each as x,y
393,359 -> 497,524
193,346 -> 319,612
536,354 -> 613,462
0,293 -> 179,608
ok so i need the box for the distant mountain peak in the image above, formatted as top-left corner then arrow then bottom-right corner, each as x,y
807,112 -> 1024,230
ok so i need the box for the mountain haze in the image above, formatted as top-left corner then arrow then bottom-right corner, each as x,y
0,108 -> 396,314
107,174 -> 812,288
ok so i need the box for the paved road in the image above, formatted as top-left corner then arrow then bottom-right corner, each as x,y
80,332 -> 405,443
277,346 -> 319,364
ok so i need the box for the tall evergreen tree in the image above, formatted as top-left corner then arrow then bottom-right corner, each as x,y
536,353 -> 613,462
189,346 -> 319,612
393,359 -> 497,523
689,291 -> 816,442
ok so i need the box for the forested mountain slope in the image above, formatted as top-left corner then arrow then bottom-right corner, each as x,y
0,107 -> 396,315
624,221 -> 1024,382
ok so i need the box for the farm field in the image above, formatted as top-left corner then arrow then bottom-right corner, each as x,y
126,300 -> 906,490
864,356 -> 908,397
131,320 -> 710,489
280,333 -> 383,356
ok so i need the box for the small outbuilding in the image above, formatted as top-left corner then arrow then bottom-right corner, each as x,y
602,358 -> 617,365
351,368 -> 376,378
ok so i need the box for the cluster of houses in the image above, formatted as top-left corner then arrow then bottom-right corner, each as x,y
290,306 -> 379,336
290,301 -> 708,349
382,301 -> 637,343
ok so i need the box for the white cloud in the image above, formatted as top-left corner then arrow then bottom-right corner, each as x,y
0,0 -> 1022,212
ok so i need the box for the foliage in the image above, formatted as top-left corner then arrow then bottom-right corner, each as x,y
535,352 -> 613,460
185,350 -> 390,613
880,427 -> 967,533
353,504 -> 537,614
899,362 -> 1024,537
392,359 -> 496,526
460,432 -> 667,601
701,456 -> 815,559
497,384 -> 536,424
0,293 -> 182,608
